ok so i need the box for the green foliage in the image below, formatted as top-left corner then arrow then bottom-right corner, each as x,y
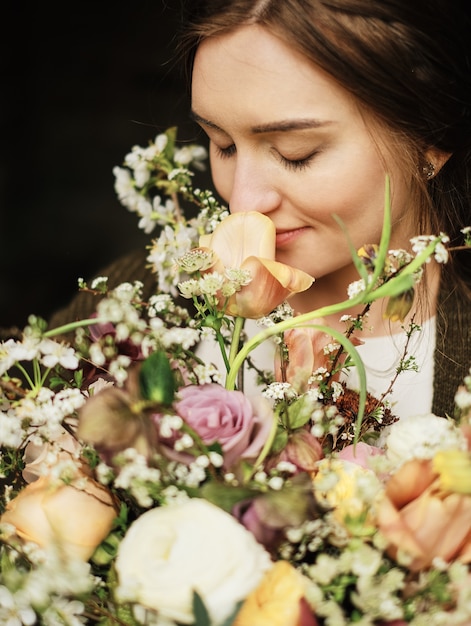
139,350 -> 176,405
201,481 -> 255,513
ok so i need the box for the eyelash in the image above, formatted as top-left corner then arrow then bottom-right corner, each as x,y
214,144 -> 315,172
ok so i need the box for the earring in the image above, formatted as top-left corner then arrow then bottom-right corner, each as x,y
422,161 -> 436,180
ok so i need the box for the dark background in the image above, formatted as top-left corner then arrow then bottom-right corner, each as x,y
1,1 -> 210,334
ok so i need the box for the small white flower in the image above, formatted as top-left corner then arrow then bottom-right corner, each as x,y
455,387 -> 471,409
40,339 -> 79,370
384,413 -> 467,466
268,476 -> 284,490
347,278 -> 366,299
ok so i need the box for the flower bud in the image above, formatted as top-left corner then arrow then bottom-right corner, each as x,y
384,288 -> 414,322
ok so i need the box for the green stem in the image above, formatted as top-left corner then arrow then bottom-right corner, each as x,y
215,330 -> 231,373
225,293 -> 366,391
43,317 -> 109,338
248,405 -> 280,478
14,362 -> 35,390
228,317 -> 245,367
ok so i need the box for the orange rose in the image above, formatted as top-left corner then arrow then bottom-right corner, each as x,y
199,212 -> 313,318
376,458 -> 471,571
233,560 -> 317,626
1,473 -> 118,561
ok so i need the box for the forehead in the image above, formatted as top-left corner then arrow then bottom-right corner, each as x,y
191,24 -> 359,127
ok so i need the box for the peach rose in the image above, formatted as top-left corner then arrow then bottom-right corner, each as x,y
1,473 -> 118,561
376,458 -> 471,571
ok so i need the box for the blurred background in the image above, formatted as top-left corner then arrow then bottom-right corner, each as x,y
1,1 -> 211,334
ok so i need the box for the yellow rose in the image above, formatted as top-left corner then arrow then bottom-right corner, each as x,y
433,449 -> 471,495
1,474 -> 118,561
233,561 -> 316,626
313,458 -> 381,534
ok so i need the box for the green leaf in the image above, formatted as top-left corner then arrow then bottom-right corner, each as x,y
192,590 -> 212,626
366,272 -> 415,301
200,482 -> 256,513
271,426 -> 289,454
286,394 -> 317,429
220,601 -> 243,626
139,350 -> 176,405
189,592 -> 243,626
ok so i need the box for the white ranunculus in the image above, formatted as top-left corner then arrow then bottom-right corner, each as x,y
384,413 -> 467,466
115,498 -> 272,625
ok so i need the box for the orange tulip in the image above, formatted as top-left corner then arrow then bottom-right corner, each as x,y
233,560 -> 317,626
1,473 -> 118,561
199,212 -> 314,318
274,324 -> 335,392
376,458 -> 471,571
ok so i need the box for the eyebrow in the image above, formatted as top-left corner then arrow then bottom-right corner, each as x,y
190,110 -> 331,134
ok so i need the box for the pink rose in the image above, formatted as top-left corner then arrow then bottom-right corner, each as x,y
338,442 -> 383,470
174,384 -> 273,469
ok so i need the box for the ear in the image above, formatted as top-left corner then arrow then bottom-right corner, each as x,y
424,148 -> 452,177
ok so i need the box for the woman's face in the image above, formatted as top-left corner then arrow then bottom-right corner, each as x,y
191,24 -> 413,302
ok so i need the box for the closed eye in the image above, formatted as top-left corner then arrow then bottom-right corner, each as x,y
213,141 -> 317,171
276,152 -> 317,171
214,143 -> 236,159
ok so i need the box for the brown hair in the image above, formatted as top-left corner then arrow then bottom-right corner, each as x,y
178,0 -> 471,291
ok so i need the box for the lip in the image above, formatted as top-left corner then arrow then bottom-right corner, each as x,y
275,227 -> 308,247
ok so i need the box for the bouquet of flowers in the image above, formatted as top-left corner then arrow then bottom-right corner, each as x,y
1,127 -> 471,626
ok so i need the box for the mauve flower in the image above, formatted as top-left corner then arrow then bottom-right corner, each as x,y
233,473 -> 318,552
199,212 -> 313,318
233,561 -> 317,626
81,318 -> 145,387
89,320 -> 143,361
77,365 -> 158,465
376,457 -> 471,571
266,428 -> 324,473
173,383 -> 274,469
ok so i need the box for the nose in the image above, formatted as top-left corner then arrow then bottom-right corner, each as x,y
228,156 -> 282,215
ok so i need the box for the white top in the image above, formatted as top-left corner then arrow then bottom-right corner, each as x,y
196,316 -> 436,420
342,317 -> 436,419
